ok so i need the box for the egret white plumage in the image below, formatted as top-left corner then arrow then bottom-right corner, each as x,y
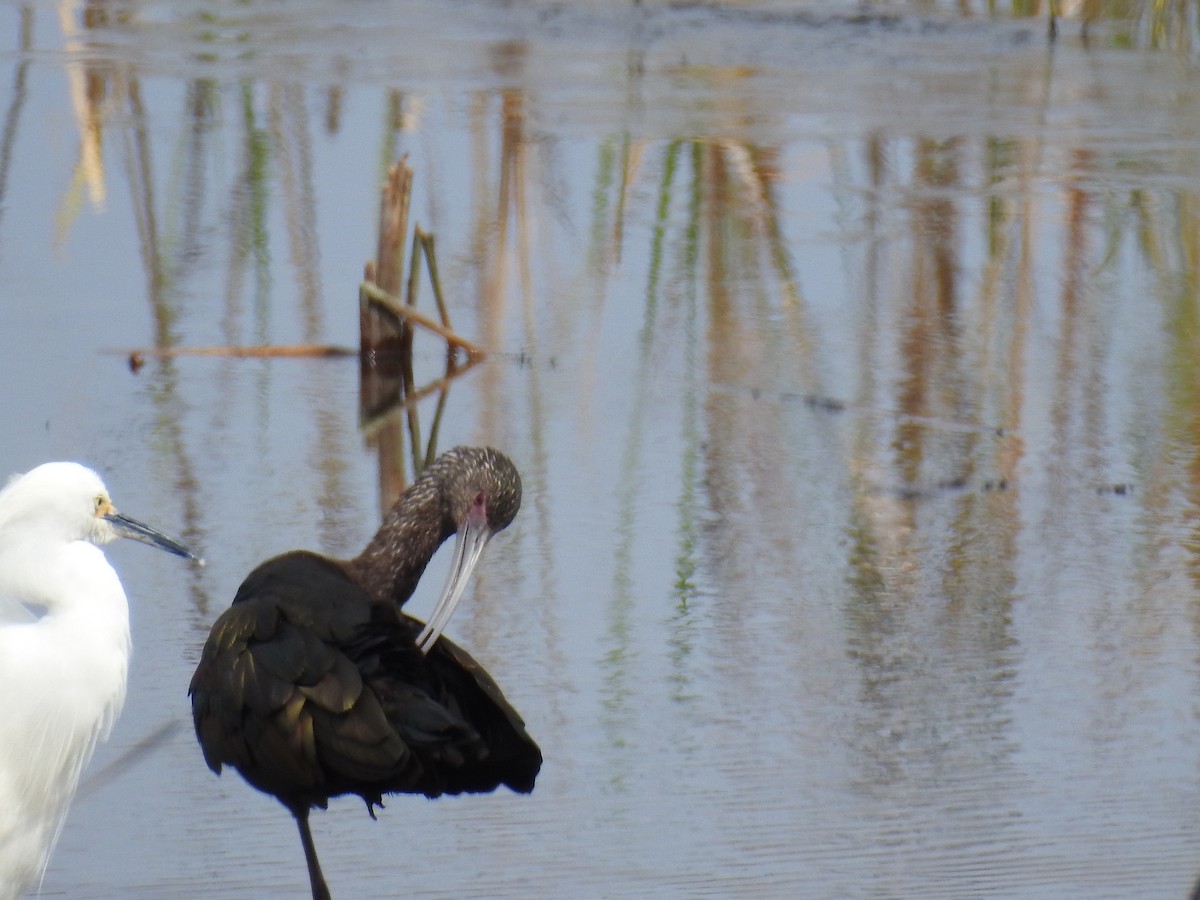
0,462 -> 196,899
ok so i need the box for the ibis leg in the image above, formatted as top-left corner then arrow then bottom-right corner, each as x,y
293,807 -> 332,900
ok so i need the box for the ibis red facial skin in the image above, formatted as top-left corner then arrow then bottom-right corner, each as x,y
189,447 -> 539,900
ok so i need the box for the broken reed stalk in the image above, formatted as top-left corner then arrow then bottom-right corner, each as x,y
418,229 -> 458,369
404,227 -> 424,346
360,157 -> 488,488
376,159 -> 411,299
402,225 -> 425,474
361,158 -> 414,357
362,159 -> 415,509
418,230 -> 452,328
360,158 -> 482,362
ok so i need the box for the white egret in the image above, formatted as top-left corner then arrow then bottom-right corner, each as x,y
0,462 -> 196,899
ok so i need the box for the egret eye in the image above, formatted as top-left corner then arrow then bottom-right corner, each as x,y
95,495 -> 105,513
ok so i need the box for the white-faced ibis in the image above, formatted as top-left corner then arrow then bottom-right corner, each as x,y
189,446 -> 540,900
0,462 -> 196,899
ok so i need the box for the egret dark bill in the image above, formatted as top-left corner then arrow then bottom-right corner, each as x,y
105,511 -> 199,562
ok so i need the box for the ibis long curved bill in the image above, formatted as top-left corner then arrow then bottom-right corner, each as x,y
414,511 -> 494,654
105,511 -> 199,562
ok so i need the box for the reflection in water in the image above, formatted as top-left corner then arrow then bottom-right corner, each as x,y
0,5 -> 30,249
668,143 -> 702,711
8,1 -> 1200,896
601,139 -> 680,790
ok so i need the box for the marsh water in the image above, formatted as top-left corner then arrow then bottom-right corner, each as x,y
4,1 -> 1200,897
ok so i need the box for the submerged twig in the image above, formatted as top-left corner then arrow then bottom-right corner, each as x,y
359,281 -> 485,358
119,344 -> 356,366
76,720 -> 181,801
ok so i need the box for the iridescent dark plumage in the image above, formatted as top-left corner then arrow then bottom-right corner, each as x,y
189,447 -> 538,900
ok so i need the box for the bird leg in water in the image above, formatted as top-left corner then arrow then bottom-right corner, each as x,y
293,807 -> 332,900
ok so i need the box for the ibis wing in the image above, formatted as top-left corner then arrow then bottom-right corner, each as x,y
421,633 -> 542,795
189,550 -> 541,806
337,623 -> 541,798
188,552 -> 415,801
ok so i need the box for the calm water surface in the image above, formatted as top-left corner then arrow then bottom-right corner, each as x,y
1,1 -> 1199,897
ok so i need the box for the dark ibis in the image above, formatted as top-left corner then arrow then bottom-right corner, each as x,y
189,446 -> 540,900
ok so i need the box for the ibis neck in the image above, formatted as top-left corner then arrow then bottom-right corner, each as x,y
350,480 -> 454,608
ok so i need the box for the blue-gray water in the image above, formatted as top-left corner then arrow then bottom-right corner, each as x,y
1,1 -> 1199,897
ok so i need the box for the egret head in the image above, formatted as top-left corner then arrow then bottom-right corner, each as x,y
0,462 -> 196,560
